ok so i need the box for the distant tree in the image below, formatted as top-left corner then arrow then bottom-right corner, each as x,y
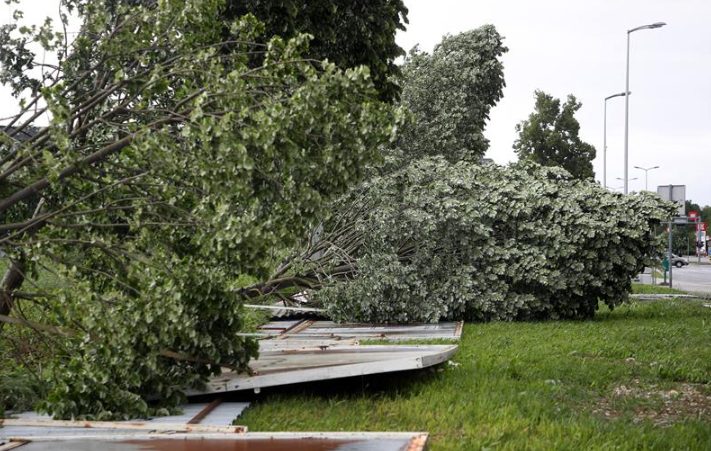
514,91 -> 596,179
391,26 -> 507,165
701,206 -> 711,225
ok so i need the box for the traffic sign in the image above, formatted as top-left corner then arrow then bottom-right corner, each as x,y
689,210 -> 698,221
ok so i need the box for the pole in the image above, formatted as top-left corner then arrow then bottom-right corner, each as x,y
624,31 -> 631,195
623,22 -> 666,194
603,99 -> 607,189
698,222 -> 702,264
668,220 -> 673,289
668,184 -> 673,289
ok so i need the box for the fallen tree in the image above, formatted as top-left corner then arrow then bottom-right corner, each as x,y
0,0 -> 396,418
248,158 -> 675,323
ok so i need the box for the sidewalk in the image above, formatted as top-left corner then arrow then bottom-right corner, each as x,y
680,255 -> 711,266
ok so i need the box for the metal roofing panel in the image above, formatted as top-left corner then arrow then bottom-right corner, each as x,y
258,320 -> 463,341
1,403 -> 250,440
2,432 -> 428,451
186,344 -> 458,396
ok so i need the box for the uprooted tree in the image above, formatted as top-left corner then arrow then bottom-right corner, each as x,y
243,28 -> 674,322
0,0 -> 397,418
248,159 -> 674,322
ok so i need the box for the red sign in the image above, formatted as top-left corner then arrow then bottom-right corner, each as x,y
700,222 -> 708,232
689,210 -> 699,221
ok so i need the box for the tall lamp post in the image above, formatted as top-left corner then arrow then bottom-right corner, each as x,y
604,92 -> 629,189
623,22 -> 666,194
633,165 -> 659,191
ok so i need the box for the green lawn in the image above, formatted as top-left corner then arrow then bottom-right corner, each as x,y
631,283 -> 689,295
238,300 -> 711,450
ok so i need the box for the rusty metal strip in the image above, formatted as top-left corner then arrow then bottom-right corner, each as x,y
186,398 -> 222,425
0,419 -> 247,434
276,319 -> 314,340
408,433 -> 429,451
454,321 -> 464,339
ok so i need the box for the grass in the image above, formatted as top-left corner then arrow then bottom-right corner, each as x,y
237,300 -> 711,450
631,283 -> 689,295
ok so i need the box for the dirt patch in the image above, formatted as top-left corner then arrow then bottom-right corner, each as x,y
594,379 -> 711,426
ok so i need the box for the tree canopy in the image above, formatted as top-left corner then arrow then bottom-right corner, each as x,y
514,91 -> 596,179
389,25 -> 507,166
224,0 -> 408,103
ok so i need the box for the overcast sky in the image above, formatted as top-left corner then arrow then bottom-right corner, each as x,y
2,1 -> 710,206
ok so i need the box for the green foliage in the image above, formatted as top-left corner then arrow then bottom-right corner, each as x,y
224,0 -> 408,103
1,0 -> 396,419
391,26 -> 507,166
514,91 -> 596,179
308,158 -> 675,323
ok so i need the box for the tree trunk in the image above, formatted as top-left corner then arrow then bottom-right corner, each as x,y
0,198 -> 44,334
0,257 -> 25,334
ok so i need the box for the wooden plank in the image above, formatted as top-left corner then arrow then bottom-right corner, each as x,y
0,441 -> 28,451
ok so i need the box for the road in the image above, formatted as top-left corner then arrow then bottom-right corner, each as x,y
638,262 -> 711,293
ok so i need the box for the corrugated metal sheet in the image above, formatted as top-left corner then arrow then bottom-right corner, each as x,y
186,344 -> 458,396
1,432 -> 428,451
1,403 -> 249,440
258,320 -> 463,341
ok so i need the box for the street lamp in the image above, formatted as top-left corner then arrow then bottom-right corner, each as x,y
623,21 -> 666,195
617,176 -> 638,191
604,91 -> 629,189
633,165 -> 660,191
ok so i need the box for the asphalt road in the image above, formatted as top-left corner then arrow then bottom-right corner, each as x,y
638,261 -> 711,293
